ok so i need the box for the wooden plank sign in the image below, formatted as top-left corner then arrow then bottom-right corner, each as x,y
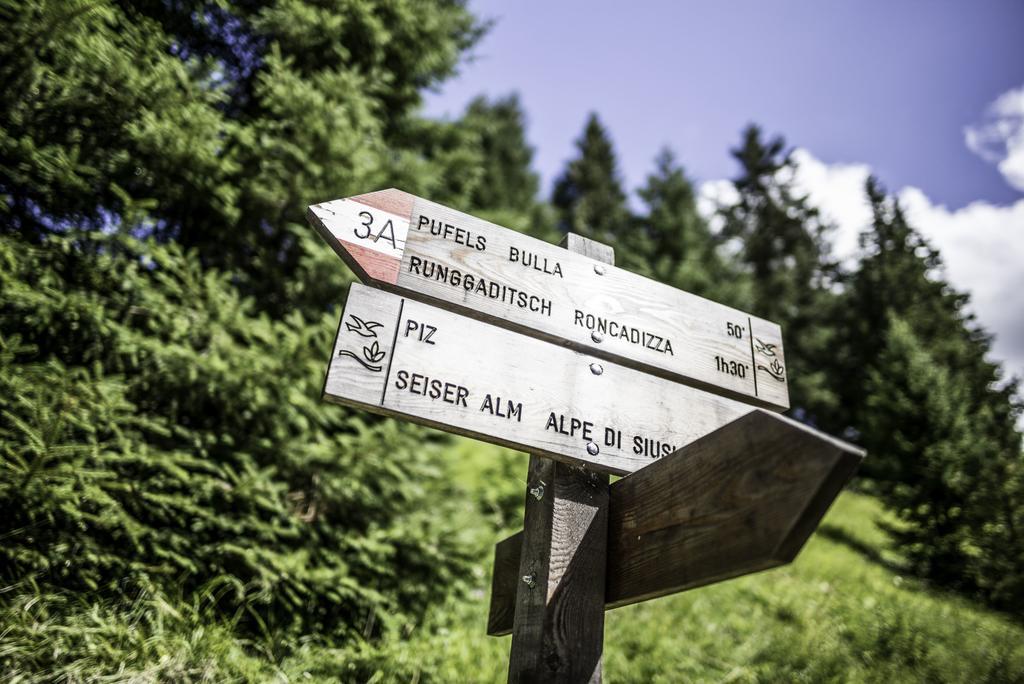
487,410 -> 865,635
325,283 -> 761,475
308,189 -> 790,411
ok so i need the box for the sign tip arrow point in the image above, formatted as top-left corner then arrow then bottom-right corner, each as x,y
307,189 -> 412,286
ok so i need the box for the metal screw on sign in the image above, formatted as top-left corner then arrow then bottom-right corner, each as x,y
529,482 -> 545,501
590,363 -> 603,375
591,331 -> 603,343
586,442 -> 600,456
594,264 -> 606,275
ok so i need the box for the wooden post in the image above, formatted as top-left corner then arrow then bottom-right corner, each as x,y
506,234 -> 613,683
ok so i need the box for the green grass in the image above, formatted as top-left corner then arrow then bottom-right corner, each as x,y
3,438 -> 1022,682
348,439 -> 1024,683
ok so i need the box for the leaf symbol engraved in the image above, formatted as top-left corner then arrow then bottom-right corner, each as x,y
345,314 -> 384,338
364,341 -> 386,363
757,357 -> 786,382
337,322 -> 388,372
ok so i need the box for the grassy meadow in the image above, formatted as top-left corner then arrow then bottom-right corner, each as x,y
356,438 -> 1024,683
3,437 -> 1022,682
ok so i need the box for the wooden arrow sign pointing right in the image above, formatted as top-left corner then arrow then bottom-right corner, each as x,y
487,410 -> 864,635
308,189 -> 790,411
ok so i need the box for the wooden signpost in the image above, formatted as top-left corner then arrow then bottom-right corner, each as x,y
325,283 -> 757,475
307,189 -> 864,683
308,189 -> 790,411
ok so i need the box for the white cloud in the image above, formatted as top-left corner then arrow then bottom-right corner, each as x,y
696,179 -> 738,234
965,85 -> 1024,192
699,150 -> 1024,390
897,190 -> 1024,386
788,150 -> 872,262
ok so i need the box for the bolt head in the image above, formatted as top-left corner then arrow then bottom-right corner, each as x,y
594,264 -> 606,275
586,442 -> 600,456
590,363 -> 603,375
591,331 -> 603,343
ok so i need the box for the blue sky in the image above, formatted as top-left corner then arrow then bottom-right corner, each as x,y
424,0 -> 1024,394
425,0 -> 1022,208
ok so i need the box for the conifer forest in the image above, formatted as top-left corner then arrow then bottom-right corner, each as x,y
1,1 -> 1022,681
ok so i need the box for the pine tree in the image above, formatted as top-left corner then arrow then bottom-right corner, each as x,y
0,0 -> 484,313
863,316 -> 1024,608
462,94 -> 539,213
843,178 -> 1020,467
836,177 -> 958,431
718,125 -> 840,423
0,0 -> 498,664
0,0 -> 233,238
848,179 -> 1024,609
552,113 -> 633,248
863,317 -> 979,585
636,147 -> 749,304
0,230 -> 476,643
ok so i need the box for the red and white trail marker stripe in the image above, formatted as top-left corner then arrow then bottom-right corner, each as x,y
308,192 -> 412,284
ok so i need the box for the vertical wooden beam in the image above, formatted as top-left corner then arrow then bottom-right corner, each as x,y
506,234 -> 613,684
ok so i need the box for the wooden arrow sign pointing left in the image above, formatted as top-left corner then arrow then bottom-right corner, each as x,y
325,283 -> 760,475
308,189 -> 790,411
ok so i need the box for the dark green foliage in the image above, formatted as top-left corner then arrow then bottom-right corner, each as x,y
836,177 -> 970,435
635,148 -> 749,305
552,113 -> 634,250
0,0 -> 507,673
844,179 -> 1024,610
718,125 -> 842,425
841,178 -> 1020,435
864,317 -> 1024,609
0,231 -> 473,644
864,317 -> 987,587
705,130 -> 1024,611
461,94 -> 540,213
0,0 -> 484,313
0,0 -> 234,235
452,93 -> 562,242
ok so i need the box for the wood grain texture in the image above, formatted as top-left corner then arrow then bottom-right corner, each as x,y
487,410 -> 865,635
488,531 -> 523,637
324,284 -> 756,476
506,234 -> 612,684
308,188 -> 790,410
559,233 -> 614,264
507,458 -> 609,683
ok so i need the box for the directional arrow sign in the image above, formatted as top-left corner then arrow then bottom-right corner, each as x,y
308,189 -> 790,411
486,410 -> 865,635
325,283 -> 763,475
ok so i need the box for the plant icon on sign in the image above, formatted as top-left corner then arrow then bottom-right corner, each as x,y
338,340 -> 386,372
758,358 -> 786,382
364,341 -> 386,364
337,317 -> 387,372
